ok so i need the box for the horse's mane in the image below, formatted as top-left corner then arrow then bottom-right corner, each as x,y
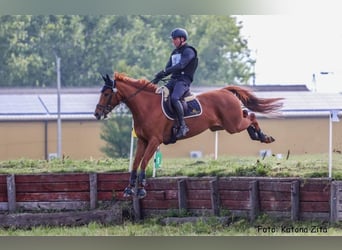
114,72 -> 157,93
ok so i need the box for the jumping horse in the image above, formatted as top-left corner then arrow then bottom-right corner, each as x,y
94,72 -> 283,199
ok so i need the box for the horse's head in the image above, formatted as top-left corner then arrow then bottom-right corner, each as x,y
94,74 -> 121,120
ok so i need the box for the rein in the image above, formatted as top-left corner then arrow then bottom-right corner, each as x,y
120,81 -> 152,103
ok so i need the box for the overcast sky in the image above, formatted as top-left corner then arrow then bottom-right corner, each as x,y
236,14 -> 342,93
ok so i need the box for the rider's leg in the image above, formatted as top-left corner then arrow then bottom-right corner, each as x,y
171,81 -> 189,138
172,100 -> 189,138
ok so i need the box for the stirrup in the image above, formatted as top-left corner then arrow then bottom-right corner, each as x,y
176,125 -> 189,139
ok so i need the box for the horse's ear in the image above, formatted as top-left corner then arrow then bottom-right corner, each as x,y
101,74 -> 106,82
106,74 -> 111,82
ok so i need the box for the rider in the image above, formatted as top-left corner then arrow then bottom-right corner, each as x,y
152,28 -> 198,139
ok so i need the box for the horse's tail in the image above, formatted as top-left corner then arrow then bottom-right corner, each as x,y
225,86 -> 284,114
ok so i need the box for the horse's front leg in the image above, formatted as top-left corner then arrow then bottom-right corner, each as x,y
123,138 -> 146,197
136,137 -> 161,199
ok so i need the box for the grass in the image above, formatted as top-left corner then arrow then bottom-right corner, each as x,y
2,153 -> 341,179
1,215 -> 342,236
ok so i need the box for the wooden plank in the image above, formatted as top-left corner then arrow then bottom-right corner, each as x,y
187,190 -> 211,200
97,172 -> 130,181
6,174 -> 16,212
300,191 -> 330,202
219,190 -> 249,201
260,201 -> 291,211
142,190 -> 166,200
98,191 -> 129,201
16,192 -> 89,202
16,182 -> 90,192
15,173 -> 89,183
185,179 -> 212,190
300,181 -> 331,192
0,195 -> 7,202
218,179 -> 251,190
0,183 -> 7,193
89,173 -> 98,209
97,181 -> 129,191
141,199 -> 178,209
187,199 -> 212,209
220,200 -> 250,210
178,179 -> 187,211
145,179 -> 180,190
249,180 -> 259,221
0,175 -> 7,183
300,201 -> 330,212
258,181 -> 292,192
259,191 -> 291,201
291,180 -> 300,221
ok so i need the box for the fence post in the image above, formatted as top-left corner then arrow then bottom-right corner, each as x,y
178,179 -> 187,213
89,173 -> 98,210
291,180 -> 300,221
249,180 -> 259,221
330,181 -> 338,223
6,174 -> 16,213
210,177 -> 220,216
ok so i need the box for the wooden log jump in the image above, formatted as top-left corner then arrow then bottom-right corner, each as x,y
0,173 -> 340,225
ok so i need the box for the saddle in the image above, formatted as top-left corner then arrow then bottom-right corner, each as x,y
155,86 -> 202,120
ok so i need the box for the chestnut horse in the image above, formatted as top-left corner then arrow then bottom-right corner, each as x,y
94,72 -> 283,198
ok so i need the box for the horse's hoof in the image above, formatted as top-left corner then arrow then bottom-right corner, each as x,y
136,188 -> 147,199
123,186 -> 135,197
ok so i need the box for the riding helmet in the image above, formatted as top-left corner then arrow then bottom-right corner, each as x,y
170,28 -> 188,40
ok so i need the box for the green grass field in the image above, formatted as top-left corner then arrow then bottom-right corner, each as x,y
1,153 -> 342,179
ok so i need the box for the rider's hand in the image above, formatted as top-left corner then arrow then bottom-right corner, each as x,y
151,78 -> 160,84
155,70 -> 167,79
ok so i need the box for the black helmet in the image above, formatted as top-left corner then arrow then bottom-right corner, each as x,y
170,28 -> 188,40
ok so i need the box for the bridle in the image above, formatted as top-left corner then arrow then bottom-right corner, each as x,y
96,75 -> 152,118
95,84 -> 117,118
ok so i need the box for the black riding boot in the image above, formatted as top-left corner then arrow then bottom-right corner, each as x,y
173,100 -> 189,139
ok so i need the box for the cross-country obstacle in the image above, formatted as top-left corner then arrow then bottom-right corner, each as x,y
1,173 -> 342,228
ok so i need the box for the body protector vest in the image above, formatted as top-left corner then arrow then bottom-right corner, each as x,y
165,44 -> 198,83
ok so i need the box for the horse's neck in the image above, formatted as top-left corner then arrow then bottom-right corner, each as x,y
121,83 -> 157,119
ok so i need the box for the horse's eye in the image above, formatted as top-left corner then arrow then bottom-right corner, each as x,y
104,93 -> 110,97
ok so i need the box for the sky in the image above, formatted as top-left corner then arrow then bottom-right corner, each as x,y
236,14 -> 342,93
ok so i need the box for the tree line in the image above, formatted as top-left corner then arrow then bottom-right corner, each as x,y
0,15 -> 254,88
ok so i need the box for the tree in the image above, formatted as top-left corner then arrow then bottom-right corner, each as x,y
0,15 -> 254,87
100,108 -> 133,158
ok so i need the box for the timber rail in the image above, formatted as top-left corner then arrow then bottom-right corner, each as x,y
1,172 -> 342,226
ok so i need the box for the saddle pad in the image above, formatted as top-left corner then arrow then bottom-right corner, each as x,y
159,90 -> 202,120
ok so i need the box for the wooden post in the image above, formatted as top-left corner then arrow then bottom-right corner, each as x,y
132,181 -> 141,221
210,177 -> 220,216
249,180 -> 259,221
178,179 -> 187,212
6,174 -> 16,212
330,181 -> 338,223
291,180 -> 300,221
89,173 -> 98,210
